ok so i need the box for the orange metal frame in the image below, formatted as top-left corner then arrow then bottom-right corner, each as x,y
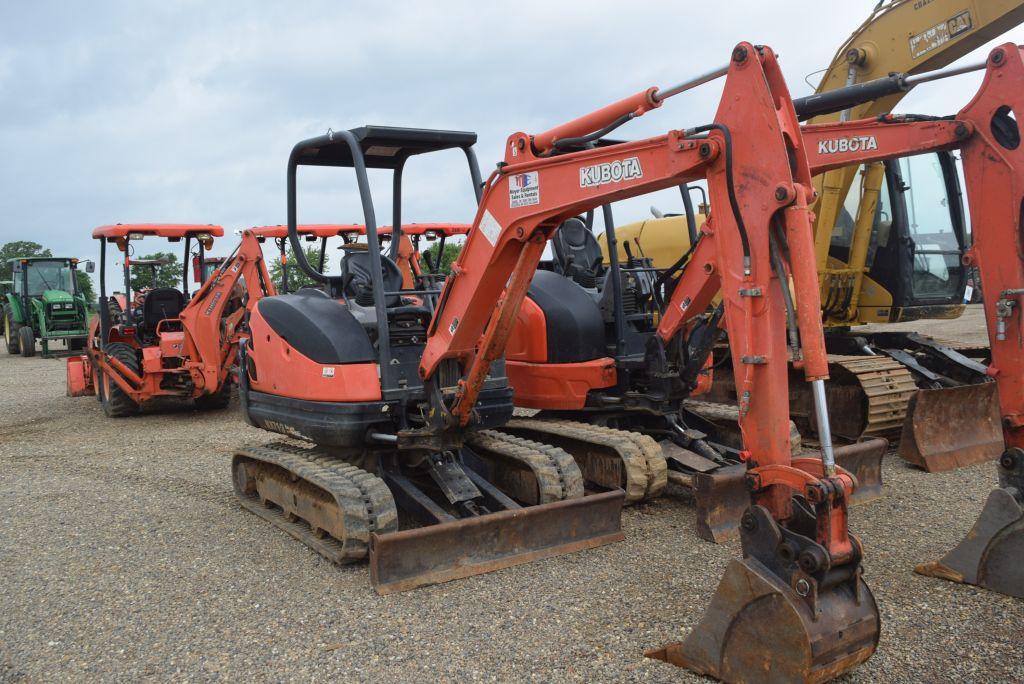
88,228 -> 277,403
417,43 -> 857,560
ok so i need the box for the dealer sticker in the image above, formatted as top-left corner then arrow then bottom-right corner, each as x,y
322,367 -> 335,378
509,171 -> 540,208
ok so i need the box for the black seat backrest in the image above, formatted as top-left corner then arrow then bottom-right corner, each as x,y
552,218 -> 604,287
142,288 -> 184,329
341,252 -> 404,307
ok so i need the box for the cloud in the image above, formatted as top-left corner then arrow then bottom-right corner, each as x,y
1,1 -> 1022,289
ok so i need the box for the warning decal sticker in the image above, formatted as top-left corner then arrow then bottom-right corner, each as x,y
509,172 -> 540,208
478,209 -> 502,246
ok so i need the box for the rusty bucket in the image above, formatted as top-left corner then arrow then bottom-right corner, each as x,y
915,449 -> 1024,598
647,507 -> 880,683
898,384 -> 1002,472
833,438 -> 887,505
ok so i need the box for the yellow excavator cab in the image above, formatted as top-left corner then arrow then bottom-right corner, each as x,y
597,213 -> 705,268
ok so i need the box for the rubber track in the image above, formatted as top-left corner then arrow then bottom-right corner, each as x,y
233,441 -> 398,565
684,400 -> 802,454
466,430 -> 584,503
499,418 -> 667,503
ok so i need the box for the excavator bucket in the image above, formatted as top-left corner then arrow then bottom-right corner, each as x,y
898,384 -> 1002,472
914,449 -> 1024,598
647,507 -> 880,684
833,438 -> 887,505
369,489 -> 625,594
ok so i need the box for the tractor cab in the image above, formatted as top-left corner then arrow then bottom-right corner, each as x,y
3,257 -> 90,357
91,224 -> 224,347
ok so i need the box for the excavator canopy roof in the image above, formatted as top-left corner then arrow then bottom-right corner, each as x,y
250,223 -> 471,240
91,224 -> 225,239
292,126 -> 477,170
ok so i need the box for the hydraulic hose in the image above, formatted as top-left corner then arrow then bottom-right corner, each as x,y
684,123 -> 751,275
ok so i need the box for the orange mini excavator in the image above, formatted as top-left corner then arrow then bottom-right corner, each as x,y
233,43 -> 882,681
777,44 -> 1024,600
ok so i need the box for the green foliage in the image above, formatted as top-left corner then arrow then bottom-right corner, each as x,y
423,242 -> 462,275
129,252 -> 182,292
0,241 -> 52,281
269,246 -> 323,291
75,270 -> 95,305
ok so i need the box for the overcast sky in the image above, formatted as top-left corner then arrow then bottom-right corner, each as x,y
2,1 -> 1023,289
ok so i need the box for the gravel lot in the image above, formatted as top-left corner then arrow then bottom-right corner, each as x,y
1,307 -> 1021,682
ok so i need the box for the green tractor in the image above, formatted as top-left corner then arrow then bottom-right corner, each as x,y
3,257 -> 91,357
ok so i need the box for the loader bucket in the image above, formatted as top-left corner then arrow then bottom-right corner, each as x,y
898,384 -> 1002,472
369,489 -> 625,594
65,355 -> 94,397
647,507 -> 879,683
833,438 -> 887,505
914,486 -> 1024,599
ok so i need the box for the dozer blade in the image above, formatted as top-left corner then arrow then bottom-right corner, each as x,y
898,384 -> 1002,472
691,465 -> 749,544
647,506 -> 879,684
833,438 -> 887,505
914,486 -> 1024,598
369,489 -> 625,595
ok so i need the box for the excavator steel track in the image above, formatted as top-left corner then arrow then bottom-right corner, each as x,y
232,441 -> 399,564
466,430 -> 584,505
497,418 -> 666,503
828,355 -> 917,443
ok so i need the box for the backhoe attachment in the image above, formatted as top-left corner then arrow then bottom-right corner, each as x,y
914,448 -> 1024,598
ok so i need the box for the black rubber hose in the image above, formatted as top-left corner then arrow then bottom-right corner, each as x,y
686,123 -> 751,274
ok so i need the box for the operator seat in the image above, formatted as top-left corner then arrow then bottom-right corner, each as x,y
552,217 -> 604,288
341,251 -> 404,307
141,288 -> 185,330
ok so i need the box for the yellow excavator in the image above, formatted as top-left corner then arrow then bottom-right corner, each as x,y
606,0 -> 1024,472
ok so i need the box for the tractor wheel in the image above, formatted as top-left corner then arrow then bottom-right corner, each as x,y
3,307 -> 19,355
101,343 -> 140,417
195,378 -> 233,411
18,326 -> 35,357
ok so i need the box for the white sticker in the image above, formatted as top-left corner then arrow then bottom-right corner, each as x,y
509,171 -> 540,208
322,367 -> 335,378
963,284 -> 974,303
909,11 -> 973,60
448,317 -> 459,335
580,157 -> 643,188
478,209 -> 502,246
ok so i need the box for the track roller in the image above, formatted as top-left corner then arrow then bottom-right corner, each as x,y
232,441 -> 399,564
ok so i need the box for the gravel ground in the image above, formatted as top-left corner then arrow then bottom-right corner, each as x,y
1,309 -> 1021,682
